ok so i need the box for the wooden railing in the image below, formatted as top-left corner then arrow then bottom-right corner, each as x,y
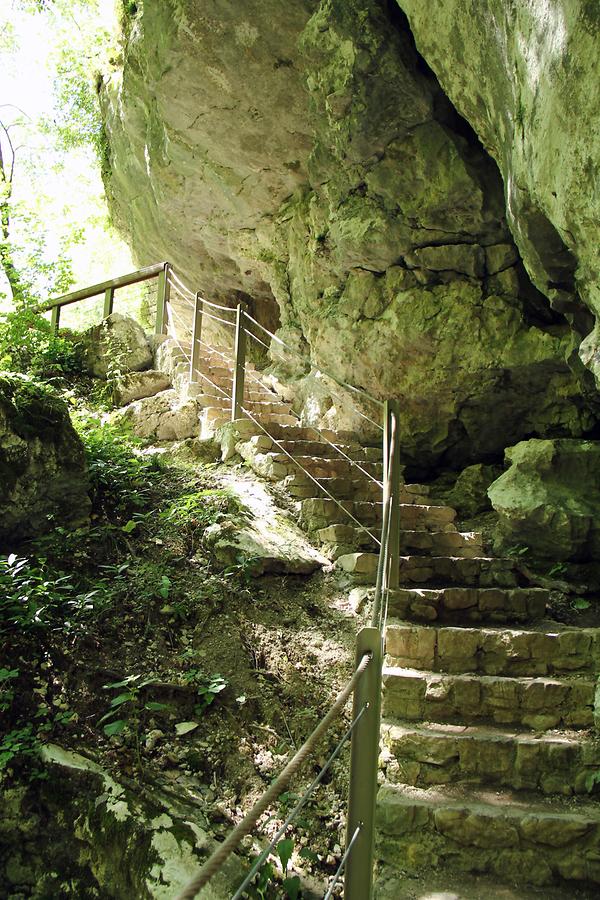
42,261 -> 403,898
44,261 -> 171,334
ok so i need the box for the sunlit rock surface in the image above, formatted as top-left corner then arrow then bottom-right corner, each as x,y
100,0 -> 599,467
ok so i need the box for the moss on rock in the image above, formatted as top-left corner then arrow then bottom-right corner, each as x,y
0,373 -> 90,543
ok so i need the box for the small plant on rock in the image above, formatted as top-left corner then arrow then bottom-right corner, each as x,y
100,674 -> 169,768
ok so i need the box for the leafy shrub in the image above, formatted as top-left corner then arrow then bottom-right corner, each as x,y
0,306 -> 83,379
0,553 -> 105,634
75,416 -> 163,519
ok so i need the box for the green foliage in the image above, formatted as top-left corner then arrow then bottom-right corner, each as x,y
0,552 -> 106,634
100,674 -> 166,734
161,488 -> 249,554
0,306 -> 83,378
181,670 -> 228,715
246,838 -> 302,899
76,416 -> 163,518
585,771 -> 600,794
505,544 -> 530,558
0,723 -> 41,772
100,673 -> 169,768
572,597 -> 591,611
0,667 -> 19,713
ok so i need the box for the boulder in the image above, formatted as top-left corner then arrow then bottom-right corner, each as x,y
82,313 -> 153,379
203,479 -> 326,575
488,440 -> 600,561
113,370 -> 171,406
447,464 -> 501,518
0,374 -> 90,543
1,744 -> 242,898
112,390 -> 199,441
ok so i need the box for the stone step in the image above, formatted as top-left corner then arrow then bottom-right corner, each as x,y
258,423 -> 383,448
271,453 -> 384,480
199,408 -> 297,437
300,499 -> 457,531
388,585 -> 548,624
321,528 -> 483,560
376,782 -> 600,886
275,439 -> 384,461
191,383 -> 277,401
285,476 -> 431,504
194,394 -> 292,415
382,667 -> 595,730
397,555 -> 521,587
386,620 -> 600,676
286,476 -> 384,502
338,552 -> 517,587
380,721 -> 600,796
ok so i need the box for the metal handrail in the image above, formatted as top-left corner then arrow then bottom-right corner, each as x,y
45,261 -> 168,310
175,652 -> 372,900
36,261 -> 402,899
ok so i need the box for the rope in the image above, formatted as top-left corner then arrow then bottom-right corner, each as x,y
231,704 -> 367,899
202,308 -> 237,328
168,279 -> 196,308
174,653 -> 372,900
166,304 -> 192,363
371,409 -> 397,630
239,405 -> 382,546
197,293 -> 239,313
168,268 -> 196,299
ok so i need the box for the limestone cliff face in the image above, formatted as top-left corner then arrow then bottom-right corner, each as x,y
396,0 -> 600,376
100,0 -> 598,468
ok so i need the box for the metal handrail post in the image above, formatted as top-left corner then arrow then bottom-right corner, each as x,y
155,263 -> 171,335
231,303 -> 246,420
190,292 -> 203,382
103,286 -> 115,318
50,305 -> 61,334
387,399 -> 401,589
344,626 -> 383,900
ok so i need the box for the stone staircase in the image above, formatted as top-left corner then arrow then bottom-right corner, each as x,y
154,334 -> 600,894
374,544 -> 600,891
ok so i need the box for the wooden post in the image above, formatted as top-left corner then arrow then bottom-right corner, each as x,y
387,399 -> 401,589
50,305 -> 60,333
103,287 -> 115,318
190,292 -> 203,382
231,303 -> 246,421
155,263 -> 171,335
344,627 -> 382,900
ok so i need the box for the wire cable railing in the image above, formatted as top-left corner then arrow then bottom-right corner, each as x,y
244,328 -> 384,488
174,652 -> 372,900
244,317 -> 383,434
239,402 -> 382,547
243,309 -> 384,417
168,268 -> 196,301
46,263 -> 402,899
231,704 -> 367,899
